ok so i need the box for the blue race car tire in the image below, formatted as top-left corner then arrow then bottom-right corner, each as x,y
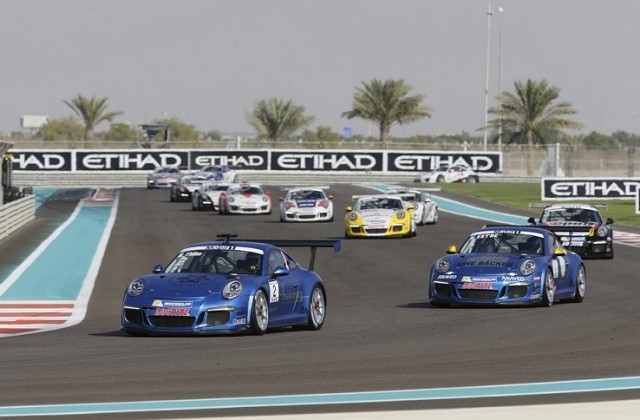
541,269 -> 556,307
251,289 -> 269,335
306,285 -> 326,330
571,265 -> 586,303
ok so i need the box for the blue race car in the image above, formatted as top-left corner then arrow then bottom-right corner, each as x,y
121,235 -> 340,335
428,225 -> 586,307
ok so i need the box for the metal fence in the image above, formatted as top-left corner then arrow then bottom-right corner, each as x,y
0,195 -> 35,242
4,139 -> 639,177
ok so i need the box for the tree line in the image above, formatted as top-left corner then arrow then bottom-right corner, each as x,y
7,78 -> 634,149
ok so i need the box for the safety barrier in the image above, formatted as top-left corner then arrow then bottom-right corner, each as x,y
13,172 -> 539,188
0,195 -> 35,241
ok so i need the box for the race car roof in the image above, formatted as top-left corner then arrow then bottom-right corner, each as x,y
478,225 -> 552,236
544,204 -> 600,212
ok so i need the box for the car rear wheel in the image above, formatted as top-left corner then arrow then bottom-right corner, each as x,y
541,269 -> 556,307
572,265 -> 586,302
436,175 -> 444,183
307,285 -> 326,330
251,290 -> 269,335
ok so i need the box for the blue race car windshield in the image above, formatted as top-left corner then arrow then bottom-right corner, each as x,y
165,248 -> 263,275
357,198 -> 403,210
460,230 -> 545,256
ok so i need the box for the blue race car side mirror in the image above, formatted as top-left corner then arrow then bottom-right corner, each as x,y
272,266 -> 289,278
152,264 -> 164,273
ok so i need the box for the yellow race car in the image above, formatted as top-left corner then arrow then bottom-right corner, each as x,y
344,195 -> 416,238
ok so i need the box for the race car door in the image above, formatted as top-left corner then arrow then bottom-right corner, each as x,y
266,249 -> 299,324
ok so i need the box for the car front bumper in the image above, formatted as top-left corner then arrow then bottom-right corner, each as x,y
346,222 -> 411,238
284,210 -> 332,222
121,304 -> 250,335
429,280 -> 542,306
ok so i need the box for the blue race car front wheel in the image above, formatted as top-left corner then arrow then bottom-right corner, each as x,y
306,285 -> 326,330
251,290 -> 269,335
541,269 -> 556,307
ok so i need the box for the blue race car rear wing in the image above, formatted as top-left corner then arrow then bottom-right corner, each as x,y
241,239 -> 341,271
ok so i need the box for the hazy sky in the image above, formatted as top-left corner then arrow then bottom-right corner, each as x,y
1,0 -> 639,136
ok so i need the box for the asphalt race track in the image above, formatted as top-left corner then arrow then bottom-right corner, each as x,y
2,185 -> 640,417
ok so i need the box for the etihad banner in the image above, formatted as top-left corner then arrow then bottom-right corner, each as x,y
386,151 -> 501,173
270,150 -> 384,172
542,177 -> 640,200
10,149 -> 502,174
75,150 -> 190,171
10,150 -> 73,171
190,150 -> 269,170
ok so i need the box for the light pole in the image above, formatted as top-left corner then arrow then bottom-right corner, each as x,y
482,1 -> 494,151
497,6 -> 504,151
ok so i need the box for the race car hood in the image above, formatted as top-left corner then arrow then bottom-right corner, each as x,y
182,184 -> 202,192
231,193 -> 267,205
446,254 -> 527,275
127,273 -> 258,301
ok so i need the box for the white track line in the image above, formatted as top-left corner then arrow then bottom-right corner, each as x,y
170,398 -> 640,420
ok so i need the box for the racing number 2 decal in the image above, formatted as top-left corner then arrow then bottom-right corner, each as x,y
551,256 -> 567,279
268,280 -> 280,303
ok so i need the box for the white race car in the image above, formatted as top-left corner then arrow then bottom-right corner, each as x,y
191,182 -> 232,211
414,164 -> 480,183
279,187 -> 334,222
388,188 -> 439,225
218,184 -> 271,215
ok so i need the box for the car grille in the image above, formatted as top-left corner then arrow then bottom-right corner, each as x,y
206,311 -> 231,326
458,289 -> 498,301
124,309 -> 144,325
299,214 -> 315,219
435,284 -> 453,297
506,285 -> 528,299
365,228 -> 387,234
149,316 -> 195,328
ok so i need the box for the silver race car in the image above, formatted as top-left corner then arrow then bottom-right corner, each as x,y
147,167 -> 181,189
414,164 -> 480,184
388,188 -> 439,225
191,182 -> 232,211
170,174 -> 213,202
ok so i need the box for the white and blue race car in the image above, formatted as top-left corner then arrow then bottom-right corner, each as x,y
279,187 -> 334,223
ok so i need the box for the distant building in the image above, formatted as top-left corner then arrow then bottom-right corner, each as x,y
20,115 -> 48,130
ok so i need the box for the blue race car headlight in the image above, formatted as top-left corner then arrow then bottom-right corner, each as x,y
436,257 -> 450,273
127,280 -> 144,296
222,280 -> 243,299
520,259 -> 536,276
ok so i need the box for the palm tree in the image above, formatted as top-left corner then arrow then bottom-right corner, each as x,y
342,79 -> 432,143
487,79 -> 581,175
248,98 -> 314,142
488,79 -> 581,146
63,95 -> 122,142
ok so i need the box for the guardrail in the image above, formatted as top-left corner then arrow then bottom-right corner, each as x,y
13,172 -> 539,188
0,195 -> 36,241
